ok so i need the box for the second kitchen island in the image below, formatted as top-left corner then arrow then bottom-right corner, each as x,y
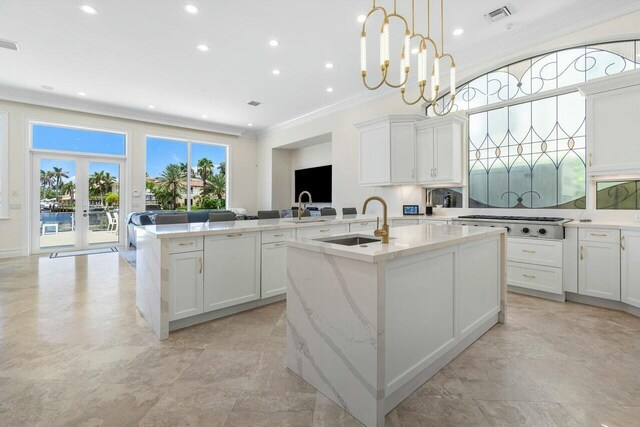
286,223 -> 506,427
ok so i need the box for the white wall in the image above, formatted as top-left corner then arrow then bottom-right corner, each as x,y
271,148 -> 292,210
0,99 -> 257,257
256,10 -> 640,219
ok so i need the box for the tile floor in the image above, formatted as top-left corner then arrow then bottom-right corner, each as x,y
0,252 -> 639,427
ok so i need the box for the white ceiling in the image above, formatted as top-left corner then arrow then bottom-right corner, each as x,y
0,0 -> 639,136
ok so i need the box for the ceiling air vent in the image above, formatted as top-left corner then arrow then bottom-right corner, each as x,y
247,100 -> 262,107
0,38 -> 19,51
485,6 -> 512,22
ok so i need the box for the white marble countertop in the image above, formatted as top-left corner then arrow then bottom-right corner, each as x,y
138,214 -> 453,239
286,223 -> 506,263
565,220 -> 640,231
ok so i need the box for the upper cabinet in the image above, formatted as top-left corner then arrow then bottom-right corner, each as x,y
356,115 -> 423,186
355,114 -> 466,187
416,115 -> 465,186
580,69 -> 640,176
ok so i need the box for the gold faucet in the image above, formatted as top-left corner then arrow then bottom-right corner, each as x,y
362,196 -> 389,243
297,191 -> 312,220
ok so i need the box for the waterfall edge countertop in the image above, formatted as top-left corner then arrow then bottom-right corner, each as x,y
287,223 -> 506,263
137,214 -> 455,239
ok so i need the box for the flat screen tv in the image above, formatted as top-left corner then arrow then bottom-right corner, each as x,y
294,165 -> 332,203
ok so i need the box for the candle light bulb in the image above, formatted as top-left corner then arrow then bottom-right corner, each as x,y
434,56 -> 440,87
450,65 -> 456,96
360,34 -> 367,73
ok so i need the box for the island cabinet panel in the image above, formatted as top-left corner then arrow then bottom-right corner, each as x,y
458,237 -> 501,339
384,246 -> 457,394
261,242 -> 288,298
621,230 -> 640,309
203,231 -> 261,311
168,251 -> 204,321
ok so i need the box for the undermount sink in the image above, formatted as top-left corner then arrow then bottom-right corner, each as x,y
314,235 -> 381,246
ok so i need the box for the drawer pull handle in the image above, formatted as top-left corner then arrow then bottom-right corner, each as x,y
198,257 -> 203,274
590,233 -> 608,237
522,249 -> 536,253
621,236 -> 625,251
273,233 -> 285,237
226,233 -> 243,237
320,229 -> 330,232
178,242 -> 195,246
523,274 -> 536,279
273,243 -> 286,247
580,245 -> 584,261
360,222 -> 370,225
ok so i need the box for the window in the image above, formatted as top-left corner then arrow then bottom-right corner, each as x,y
468,92 -> 586,209
596,181 -> 640,210
0,112 -> 8,217
32,123 -> 126,156
145,137 -> 228,211
429,40 -> 640,116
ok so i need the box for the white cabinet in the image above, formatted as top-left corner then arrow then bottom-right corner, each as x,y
391,219 -> 419,227
168,251 -> 204,321
416,115 -> 465,186
296,223 -> 349,239
203,231 -> 261,311
578,229 -> 620,301
580,71 -> 640,176
261,242 -> 288,298
355,115 -> 424,186
506,237 -> 563,295
621,229 -> 640,309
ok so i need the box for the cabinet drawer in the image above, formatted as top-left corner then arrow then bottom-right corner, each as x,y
507,238 -> 562,268
168,237 -> 204,254
262,229 -> 294,244
296,223 -> 349,239
579,228 -> 620,243
349,221 -> 377,233
507,262 -> 563,295
391,219 -> 420,227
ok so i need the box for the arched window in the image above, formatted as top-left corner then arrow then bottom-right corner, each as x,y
428,40 -> 640,209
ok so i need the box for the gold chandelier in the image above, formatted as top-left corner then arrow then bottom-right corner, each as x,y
360,0 -> 456,114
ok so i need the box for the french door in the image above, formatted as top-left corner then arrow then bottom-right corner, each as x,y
32,154 -> 124,253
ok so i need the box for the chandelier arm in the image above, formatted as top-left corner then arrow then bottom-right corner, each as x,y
430,95 -> 457,116
362,66 -> 390,91
401,83 -> 427,106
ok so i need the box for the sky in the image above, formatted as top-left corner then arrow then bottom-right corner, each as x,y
33,125 -> 227,180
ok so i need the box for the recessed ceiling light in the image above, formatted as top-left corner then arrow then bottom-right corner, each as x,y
201,114 -> 208,119
325,62 -> 334,69
78,91 -> 87,96
452,28 -> 464,36
247,123 -> 253,127
357,14 -> 366,23
272,69 -> 280,76
148,105 -> 155,109
40,85 -> 54,91
326,87 -> 334,93
269,39 -> 279,47
79,4 -> 98,15
184,4 -> 198,14
411,47 -> 419,55
197,44 -> 209,52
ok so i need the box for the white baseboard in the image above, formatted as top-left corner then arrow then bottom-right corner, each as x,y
0,248 -> 24,259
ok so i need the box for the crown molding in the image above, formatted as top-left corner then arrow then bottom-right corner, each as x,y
0,84 -> 255,138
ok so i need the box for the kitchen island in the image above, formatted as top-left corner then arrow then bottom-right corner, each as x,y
286,223 -> 506,427
135,214 -> 451,339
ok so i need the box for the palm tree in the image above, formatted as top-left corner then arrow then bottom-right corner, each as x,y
60,181 -> 75,196
89,171 -> 117,206
217,161 -> 226,176
51,167 -> 69,193
203,173 -> 226,200
159,164 -> 186,209
197,158 -> 214,185
40,169 -> 54,189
